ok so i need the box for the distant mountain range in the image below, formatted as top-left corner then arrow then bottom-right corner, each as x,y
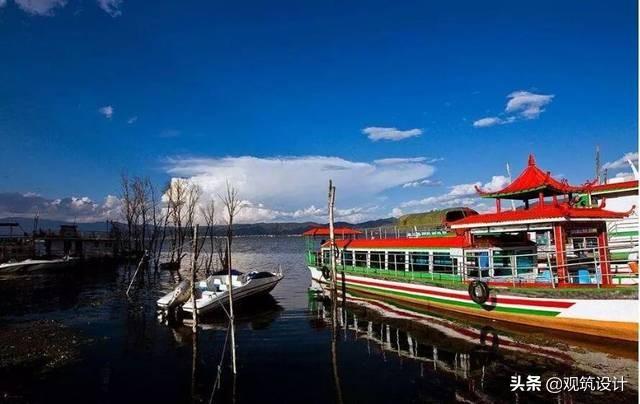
0,216 -> 397,236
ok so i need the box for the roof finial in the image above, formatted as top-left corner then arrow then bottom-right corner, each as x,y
528,154 -> 536,166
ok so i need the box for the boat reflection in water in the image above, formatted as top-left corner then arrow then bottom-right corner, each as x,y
309,285 -> 638,403
158,294 -> 285,403
159,294 -> 284,341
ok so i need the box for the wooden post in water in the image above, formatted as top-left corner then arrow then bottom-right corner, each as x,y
328,180 -> 337,292
227,237 -> 237,374
191,225 -> 199,331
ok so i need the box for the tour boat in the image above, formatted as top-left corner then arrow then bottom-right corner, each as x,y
305,155 -> 639,342
158,269 -> 284,316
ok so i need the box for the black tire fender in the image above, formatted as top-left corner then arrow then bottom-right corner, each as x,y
468,280 -> 490,305
321,265 -> 332,281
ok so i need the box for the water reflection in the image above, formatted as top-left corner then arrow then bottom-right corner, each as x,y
310,290 -> 638,403
0,237 -> 637,403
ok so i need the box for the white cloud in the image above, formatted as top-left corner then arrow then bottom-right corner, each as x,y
390,207 -> 404,217
127,116 -> 138,124
398,175 -> 509,211
0,0 -> 7,8
603,151 -> 639,171
374,157 -> 443,165
0,192 -> 121,222
166,155 -> 436,223
402,179 -> 442,188
97,0 -> 121,17
99,105 -> 114,119
14,0 -> 66,15
505,91 -> 554,119
374,157 -> 426,165
615,172 -> 633,179
473,90 -> 554,128
473,117 -> 507,128
363,127 -> 422,141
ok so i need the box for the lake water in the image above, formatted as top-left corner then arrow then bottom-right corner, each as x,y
0,236 -> 637,403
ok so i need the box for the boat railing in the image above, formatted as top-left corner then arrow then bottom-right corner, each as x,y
311,241 -> 639,288
358,225 -> 451,239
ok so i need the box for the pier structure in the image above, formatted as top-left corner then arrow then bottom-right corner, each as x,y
0,223 -> 117,263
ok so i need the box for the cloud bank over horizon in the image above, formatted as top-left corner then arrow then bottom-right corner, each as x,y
165,155 -> 436,223
3,151 -> 635,225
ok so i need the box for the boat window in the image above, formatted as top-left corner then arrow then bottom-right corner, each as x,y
433,252 -> 453,273
343,250 -> 353,267
465,251 -> 490,277
370,251 -> 384,269
536,232 -> 550,246
515,249 -> 535,274
492,250 -> 513,276
409,252 -> 430,272
572,237 -> 598,254
493,249 -> 536,276
388,251 -> 405,271
249,272 -> 274,279
322,250 -> 331,265
355,252 -> 367,267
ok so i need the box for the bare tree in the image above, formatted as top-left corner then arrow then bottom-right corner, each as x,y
165,178 -> 201,268
120,173 -> 135,255
200,199 -> 216,274
153,181 -> 172,270
218,181 -> 243,270
131,176 -> 154,252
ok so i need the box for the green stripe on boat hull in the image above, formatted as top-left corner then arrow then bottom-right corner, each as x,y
346,283 -> 561,317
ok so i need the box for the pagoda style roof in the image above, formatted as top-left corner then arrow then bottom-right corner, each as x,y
302,227 -> 362,237
450,203 -> 633,229
476,154 -> 591,200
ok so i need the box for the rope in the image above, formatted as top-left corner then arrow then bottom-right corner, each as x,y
208,323 -> 231,404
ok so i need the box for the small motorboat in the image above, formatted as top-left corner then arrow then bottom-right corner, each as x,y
157,280 -> 192,311
158,269 -> 283,316
0,256 -> 79,273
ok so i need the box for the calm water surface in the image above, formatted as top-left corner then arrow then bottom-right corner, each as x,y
0,237 -> 637,403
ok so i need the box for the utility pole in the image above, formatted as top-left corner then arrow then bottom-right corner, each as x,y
595,145 -> 601,184
327,179 -> 343,404
227,237 -> 237,374
191,224 -> 199,331
328,180 -> 337,291
506,163 -> 516,211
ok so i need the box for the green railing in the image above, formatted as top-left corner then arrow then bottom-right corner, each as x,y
339,265 -> 463,282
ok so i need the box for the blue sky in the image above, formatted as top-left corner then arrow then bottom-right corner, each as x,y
0,0 -> 637,223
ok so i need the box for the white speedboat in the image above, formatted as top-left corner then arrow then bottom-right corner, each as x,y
0,256 -> 79,273
157,279 -> 192,311
178,269 -> 283,316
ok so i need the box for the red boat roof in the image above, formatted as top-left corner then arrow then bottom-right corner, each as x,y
302,227 -> 362,237
323,235 -> 470,249
451,203 -> 631,228
589,180 -> 638,194
476,154 -> 590,200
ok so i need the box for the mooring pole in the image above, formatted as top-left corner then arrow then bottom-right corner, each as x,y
192,225 -> 199,331
328,180 -> 337,292
227,237 -> 237,374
